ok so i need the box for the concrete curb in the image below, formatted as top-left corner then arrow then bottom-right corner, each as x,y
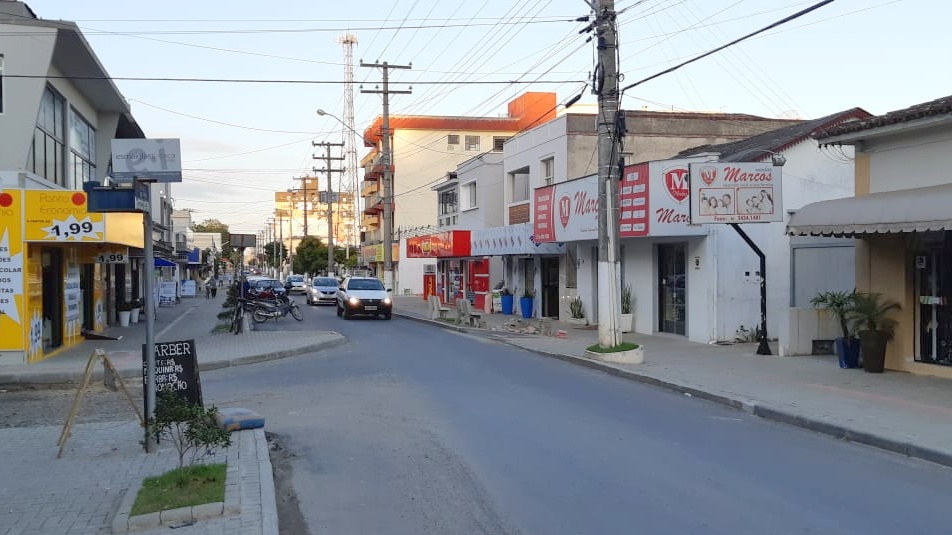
110,430 -> 250,533
0,334 -> 348,388
396,311 -> 952,469
256,428 -> 279,535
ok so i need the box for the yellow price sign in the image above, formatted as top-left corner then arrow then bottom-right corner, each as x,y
24,190 -> 104,242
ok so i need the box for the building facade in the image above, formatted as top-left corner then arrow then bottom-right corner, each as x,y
789,95 -> 952,377
0,1 -> 148,364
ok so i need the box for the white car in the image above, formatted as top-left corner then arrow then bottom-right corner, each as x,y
285,274 -> 306,294
306,276 -> 339,305
336,277 -> 392,320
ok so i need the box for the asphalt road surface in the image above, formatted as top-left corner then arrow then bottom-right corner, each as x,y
200,304 -> 952,535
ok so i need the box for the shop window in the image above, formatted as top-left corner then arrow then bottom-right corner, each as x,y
28,85 -> 66,186
465,135 -> 480,151
509,167 -> 529,203
541,157 -> 554,185
69,107 -> 96,189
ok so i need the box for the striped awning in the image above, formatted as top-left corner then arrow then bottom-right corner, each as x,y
787,183 -> 952,236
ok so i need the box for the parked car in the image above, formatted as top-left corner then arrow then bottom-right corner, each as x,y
336,277 -> 392,320
246,277 -> 286,299
285,274 -> 306,294
306,276 -> 339,305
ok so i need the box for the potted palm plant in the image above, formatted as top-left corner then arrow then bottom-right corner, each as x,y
810,290 -> 859,368
620,285 -> 633,333
848,291 -> 901,373
568,296 -> 586,326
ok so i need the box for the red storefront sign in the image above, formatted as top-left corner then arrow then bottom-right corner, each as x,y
619,163 -> 649,237
406,230 -> 471,258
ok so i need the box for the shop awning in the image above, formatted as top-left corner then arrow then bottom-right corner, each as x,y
787,183 -> 952,236
154,258 -> 176,268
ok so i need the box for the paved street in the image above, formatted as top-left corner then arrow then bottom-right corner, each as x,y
203,311 -> 952,535
4,293 -> 952,534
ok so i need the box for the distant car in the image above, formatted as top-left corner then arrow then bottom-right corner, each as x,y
336,277 -> 392,320
285,274 -> 306,294
306,276 -> 339,305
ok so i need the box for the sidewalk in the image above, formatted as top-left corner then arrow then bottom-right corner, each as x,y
0,293 -> 343,535
392,295 -> 952,468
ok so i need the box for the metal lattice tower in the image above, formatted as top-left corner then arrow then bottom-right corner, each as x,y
338,33 -> 359,254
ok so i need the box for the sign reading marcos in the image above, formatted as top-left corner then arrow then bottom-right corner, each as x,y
533,175 -> 598,242
689,162 -> 783,224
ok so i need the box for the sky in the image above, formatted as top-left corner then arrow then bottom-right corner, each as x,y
23,0 -> 951,236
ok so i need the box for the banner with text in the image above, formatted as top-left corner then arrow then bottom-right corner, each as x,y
0,189 -> 24,351
532,175 -> 599,243
689,162 -> 783,224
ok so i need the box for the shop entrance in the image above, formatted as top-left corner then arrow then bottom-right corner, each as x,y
81,264 -> 95,331
658,243 -> 686,335
541,256 -> 559,318
42,248 -> 64,350
915,233 -> 952,366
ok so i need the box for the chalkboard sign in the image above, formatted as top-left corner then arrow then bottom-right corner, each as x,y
142,339 -> 203,409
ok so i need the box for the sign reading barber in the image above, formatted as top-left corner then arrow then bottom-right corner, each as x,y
143,339 -> 203,407
688,162 -> 783,224
111,138 -> 183,183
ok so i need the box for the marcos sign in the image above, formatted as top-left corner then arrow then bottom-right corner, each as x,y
689,162 -> 783,224
533,175 -> 599,242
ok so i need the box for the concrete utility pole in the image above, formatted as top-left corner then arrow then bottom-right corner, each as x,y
313,142 -> 344,276
595,0 -> 623,348
361,60 -> 411,290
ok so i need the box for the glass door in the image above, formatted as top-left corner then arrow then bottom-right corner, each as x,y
658,243 -> 686,335
915,236 -> 952,366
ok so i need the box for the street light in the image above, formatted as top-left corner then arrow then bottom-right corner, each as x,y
317,108 -> 361,262
719,147 -> 786,356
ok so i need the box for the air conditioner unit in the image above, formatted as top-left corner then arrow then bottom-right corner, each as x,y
423,264 -> 436,274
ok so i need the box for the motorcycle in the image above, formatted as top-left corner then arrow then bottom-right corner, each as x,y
250,295 -> 303,323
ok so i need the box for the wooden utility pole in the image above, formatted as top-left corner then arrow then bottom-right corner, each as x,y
360,60 -> 411,290
313,142 -> 344,276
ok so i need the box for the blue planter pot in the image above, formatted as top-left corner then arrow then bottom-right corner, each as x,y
520,297 -> 534,319
501,294 -> 514,315
834,337 -> 861,369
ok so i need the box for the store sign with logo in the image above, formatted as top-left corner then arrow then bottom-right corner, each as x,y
689,162 -> 783,224
532,175 -> 599,243
630,159 -> 709,238
23,190 -> 105,242
471,223 -> 565,255
0,189 -> 24,351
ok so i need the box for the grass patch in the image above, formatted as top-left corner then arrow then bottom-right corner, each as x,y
212,323 -> 231,332
586,342 -> 640,353
436,317 -> 459,323
131,463 -> 226,516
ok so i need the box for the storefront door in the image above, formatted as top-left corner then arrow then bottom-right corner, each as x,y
658,243 -> 686,335
541,256 -> 559,318
915,234 -> 952,366
41,248 -> 64,350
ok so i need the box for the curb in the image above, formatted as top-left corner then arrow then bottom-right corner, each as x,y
0,334 -> 348,388
395,311 -> 952,470
394,310 -> 482,334
111,434 -> 242,533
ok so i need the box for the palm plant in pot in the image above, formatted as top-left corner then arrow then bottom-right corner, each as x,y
848,291 -> 901,373
809,290 -> 859,368
620,285 -> 633,333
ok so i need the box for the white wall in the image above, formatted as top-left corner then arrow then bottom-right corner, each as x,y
867,127 -> 952,193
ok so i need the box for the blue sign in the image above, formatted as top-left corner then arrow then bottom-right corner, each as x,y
83,181 -> 150,213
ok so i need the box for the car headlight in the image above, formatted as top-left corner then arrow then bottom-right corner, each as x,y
383,297 -> 392,305
348,296 -> 360,305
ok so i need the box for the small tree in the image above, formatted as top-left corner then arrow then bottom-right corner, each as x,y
152,391 -> 231,477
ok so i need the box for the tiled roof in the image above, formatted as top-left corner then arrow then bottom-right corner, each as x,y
816,94 -> 952,139
678,108 -> 871,161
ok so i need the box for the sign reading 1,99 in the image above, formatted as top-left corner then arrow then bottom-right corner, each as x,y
96,252 -> 126,264
40,215 -> 105,242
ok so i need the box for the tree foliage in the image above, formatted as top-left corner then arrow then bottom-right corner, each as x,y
262,241 -> 288,268
151,391 -> 231,472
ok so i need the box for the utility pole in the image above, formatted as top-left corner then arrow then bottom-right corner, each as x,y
361,60 -> 411,290
595,0 -> 622,348
313,141 -> 344,276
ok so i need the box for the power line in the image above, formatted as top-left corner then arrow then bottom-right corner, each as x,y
4,74 -> 584,85
621,0 -> 837,94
